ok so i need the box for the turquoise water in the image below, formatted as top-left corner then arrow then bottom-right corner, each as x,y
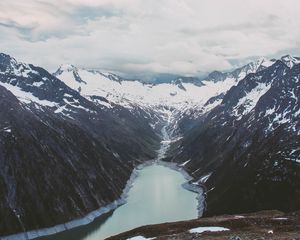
41,164 -> 199,240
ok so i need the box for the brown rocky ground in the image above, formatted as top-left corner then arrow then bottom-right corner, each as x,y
107,210 -> 300,240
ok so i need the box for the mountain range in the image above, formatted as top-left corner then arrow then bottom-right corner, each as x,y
0,52 -> 299,238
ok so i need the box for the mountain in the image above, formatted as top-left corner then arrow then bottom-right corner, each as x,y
53,58 -> 274,135
55,59 -> 273,113
54,55 -> 300,218
53,64 -> 208,110
171,76 -> 204,87
0,53 -> 159,237
280,54 -> 300,68
203,57 -> 274,84
168,57 -> 278,134
167,56 -> 300,216
1,52 -> 299,238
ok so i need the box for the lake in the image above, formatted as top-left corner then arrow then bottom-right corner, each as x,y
41,164 -> 199,240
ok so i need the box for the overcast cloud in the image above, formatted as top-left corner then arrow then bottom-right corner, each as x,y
1,0 -> 300,77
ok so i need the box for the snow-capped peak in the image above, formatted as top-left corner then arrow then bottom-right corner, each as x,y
280,55 -> 300,68
256,56 -> 275,68
53,55 -> 297,114
58,63 -> 77,72
242,56 -> 276,75
54,64 -> 237,112
53,64 -> 78,77
204,57 -> 276,85
0,53 -> 40,78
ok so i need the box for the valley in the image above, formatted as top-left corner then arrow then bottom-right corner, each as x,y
35,124 -> 203,240
0,53 -> 300,239
2,1 -> 300,239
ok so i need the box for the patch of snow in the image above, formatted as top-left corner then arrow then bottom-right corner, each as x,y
203,99 -> 222,113
265,106 -> 276,116
0,59 -> 40,78
0,82 -> 56,107
192,168 -> 201,175
234,215 -> 245,219
206,187 -> 215,193
233,82 -> 271,117
2,127 -> 11,133
88,96 -> 113,108
272,217 -> 288,220
57,63 -> 75,72
97,100 -> 112,108
199,173 -> 212,183
63,98 -> 95,113
54,105 -> 68,114
189,226 -> 230,234
259,57 -> 275,68
281,55 -> 300,68
32,81 -> 43,87
179,159 -> 191,167
126,236 -> 156,240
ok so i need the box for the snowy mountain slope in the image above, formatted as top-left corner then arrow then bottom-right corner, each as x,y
54,64 -> 215,110
205,57 -> 275,83
0,53 -> 102,119
280,55 -> 300,68
0,53 -> 161,138
54,61 -> 267,111
174,55 -> 300,133
54,56 -> 283,138
0,53 -> 160,237
167,58 -> 300,216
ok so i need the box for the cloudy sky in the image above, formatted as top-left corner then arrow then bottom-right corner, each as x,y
1,0 -> 300,78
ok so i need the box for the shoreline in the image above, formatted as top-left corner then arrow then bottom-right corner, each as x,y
1,166 -> 140,240
1,124 -> 205,240
155,160 -> 205,217
1,160 -> 204,240
136,159 -> 205,217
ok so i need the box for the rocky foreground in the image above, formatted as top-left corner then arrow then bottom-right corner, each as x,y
107,210 -> 300,240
